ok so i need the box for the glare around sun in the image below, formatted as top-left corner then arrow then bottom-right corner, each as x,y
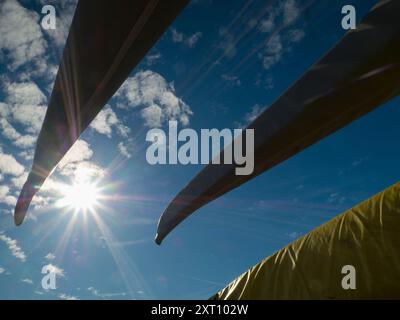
57,182 -> 100,212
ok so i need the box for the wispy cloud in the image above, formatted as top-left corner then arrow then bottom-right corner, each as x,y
328,193 -> 346,205
87,286 -> 128,299
179,274 -> 225,287
258,0 -> 305,70
118,142 -> 132,159
283,0 -> 301,25
44,253 -> 56,261
145,52 -> 162,66
21,278 -> 34,285
58,293 -> 79,300
171,28 -> 184,42
236,104 -> 266,128
171,28 -> 202,48
186,32 -> 203,48
286,231 -> 302,239
258,14 -> 275,33
218,30 -> 237,59
339,157 -> 368,176
0,232 -> 27,262
221,74 -> 241,86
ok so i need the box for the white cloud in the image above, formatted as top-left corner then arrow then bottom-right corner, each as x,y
171,28 -> 202,48
44,252 -> 56,261
255,73 -> 274,90
11,104 -> 47,134
219,31 -> 237,59
258,0 -> 305,70
328,193 -> 346,205
287,231 -> 302,239
245,104 -> 265,123
115,70 -> 192,128
0,0 -> 47,70
30,195 -> 51,212
0,232 -> 27,262
58,293 -> 78,300
261,35 -> 283,70
11,172 -> 28,189
59,161 -> 104,185
117,124 -> 130,138
236,104 -> 266,128
287,29 -> 305,43
0,81 -> 47,149
88,286 -> 127,299
221,74 -> 241,86
0,186 -> 10,197
0,186 -> 17,207
0,150 -> 25,176
171,28 -> 184,42
18,149 -> 34,161
118,142 -> 132,159
58,140 -> 93,169
54,140 -> 107,185
0,102 -> 9,118
37,177 -> 62,195
0,267 -> 5,274
141,104 -> 163,128
283,0 -> 300,26
258,15 -> 275,33
0,118 -> 37,148
5,81 -> 46,106
145,52 -> 161,66
21,278 -> 34,285
90,105 -> 130,138
186,32 -> 202,48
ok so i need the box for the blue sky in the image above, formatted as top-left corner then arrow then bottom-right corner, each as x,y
1,0 -> 399,299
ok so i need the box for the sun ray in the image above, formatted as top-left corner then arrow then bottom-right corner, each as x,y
90,211 -> 151,299
57,182 -> 100,212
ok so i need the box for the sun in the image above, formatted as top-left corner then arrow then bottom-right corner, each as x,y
57,182 -> 100,212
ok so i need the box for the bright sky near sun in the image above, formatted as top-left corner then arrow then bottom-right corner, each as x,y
1,0 -> 399,299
